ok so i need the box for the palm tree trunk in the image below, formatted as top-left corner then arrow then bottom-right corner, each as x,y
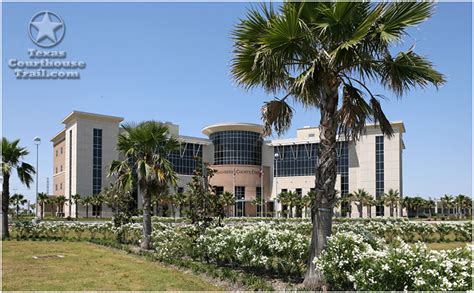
141,185 -> 152,250
367,205 -> 371,218
2,174 -> 10,238
41,202 -> 45,219
304,84 -> 338,289
358,204 -> 362,218
86,205 -> 89,218
75,201 -> 78,219
390,205 -> 394,217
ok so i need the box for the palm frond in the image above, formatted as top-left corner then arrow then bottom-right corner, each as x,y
379,50 -> 446,96
261,99 -> 294,137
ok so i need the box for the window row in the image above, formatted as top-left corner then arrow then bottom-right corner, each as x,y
210,131 -> 263,166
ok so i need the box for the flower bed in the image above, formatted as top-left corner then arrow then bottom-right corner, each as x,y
8,219 -> 472,290
314,232 -> 472,291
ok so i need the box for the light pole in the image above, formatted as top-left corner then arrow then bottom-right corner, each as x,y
274,152 -> 279,218
33,136 -> 41,220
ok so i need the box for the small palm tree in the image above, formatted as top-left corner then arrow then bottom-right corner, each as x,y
231,2 -> 444,287
81,196 -> 92,218
37,192 -> 49,219
349,189 -> 370,218
10,193 -> 27,218
2,138 -> 35,237
90,194 -> 104,218
55,195 -> 67,217
110,121 -> 179,250
440,194 -> 454,216
71,194 -> 81,219
383,189 -> 400,217
277,191 -> 291,218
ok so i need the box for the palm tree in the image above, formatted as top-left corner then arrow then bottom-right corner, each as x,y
37,192 -> 49,219
349,189 -> 370,218
109,121 -> 179,250
302,191 -> 314,218
231,3 -> 444,286
55,195 -> 67,217
169,190 -> 188,218
71,194 -> 81,219
2,138 -> 36,237
277,191 -> 291,218
90,194 -> 104,218
383,189 -> 400,217
365,196 -> 376,218
81,196 -> 92,218
10,194 -> 27,218
440,194 -> 454,216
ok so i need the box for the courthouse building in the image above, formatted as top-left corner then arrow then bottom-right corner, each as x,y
51,111 -> 405,218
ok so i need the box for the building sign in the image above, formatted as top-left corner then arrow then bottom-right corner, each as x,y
217,169 -> 263,175
8,11 -> 86,80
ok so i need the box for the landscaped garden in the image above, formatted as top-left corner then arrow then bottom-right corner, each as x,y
6,218 -> 472,291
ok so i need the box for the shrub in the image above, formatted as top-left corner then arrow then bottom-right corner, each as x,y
314,232 -> 472,291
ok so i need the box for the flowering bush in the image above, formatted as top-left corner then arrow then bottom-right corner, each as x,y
314,232 -> 473,291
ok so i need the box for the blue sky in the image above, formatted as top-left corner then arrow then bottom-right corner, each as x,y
2,2 -> 472,202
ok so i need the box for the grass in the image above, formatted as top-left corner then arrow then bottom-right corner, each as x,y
425,242 -> 471,250
2,241 -> 222,291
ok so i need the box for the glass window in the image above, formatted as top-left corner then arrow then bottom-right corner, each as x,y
168,142 -> 203,175
375,136 -> 384,216
210,131 -> 262,165
92,128 -> 103,195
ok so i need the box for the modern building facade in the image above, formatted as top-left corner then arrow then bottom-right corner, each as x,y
51,111 -> 405,218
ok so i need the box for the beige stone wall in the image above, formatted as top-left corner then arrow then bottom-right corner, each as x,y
52,137 -> 66,196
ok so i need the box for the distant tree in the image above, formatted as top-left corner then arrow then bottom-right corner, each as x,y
81,196 -> 92,218
38,192 -> 49,219
50,195 -> 66,217
2,138 -> 35,238
277,191 -> 291,218
10,194 -> 27,218
90,194 -> 104,218
383,189 -> 400,217
71,194 -> 81,219
349,189 -> 371,218
168,191 -> 188,218
215,191 -> 235,225
440,194 -> 454,216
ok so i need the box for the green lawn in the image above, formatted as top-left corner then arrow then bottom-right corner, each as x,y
2,241 -> 221,291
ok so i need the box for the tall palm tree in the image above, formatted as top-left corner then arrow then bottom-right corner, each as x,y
348,189 -> 370,218
10,194 -> 27,218
2,138 -> 36,237
71,194 -> 81,219
37,192 -> 49,219
383,189 -> 400,217
109,121 -> 179,250
231,3 -> 444,287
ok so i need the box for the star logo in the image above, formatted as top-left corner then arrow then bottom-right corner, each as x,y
28,11 -> 65,48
